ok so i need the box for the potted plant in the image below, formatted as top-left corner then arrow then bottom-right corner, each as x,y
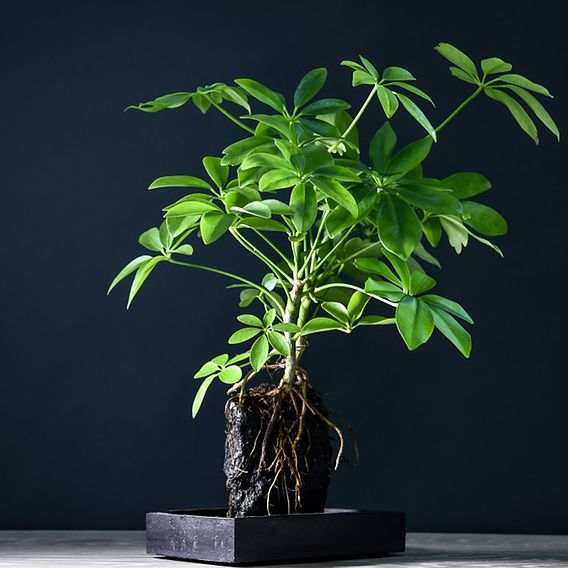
109,43 -> 558,563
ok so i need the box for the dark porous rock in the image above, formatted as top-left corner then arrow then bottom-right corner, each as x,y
224,383 -> 332,517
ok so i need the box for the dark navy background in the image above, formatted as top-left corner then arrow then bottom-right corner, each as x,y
1,0 -> 566,532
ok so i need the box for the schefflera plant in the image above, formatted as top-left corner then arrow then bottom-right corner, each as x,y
109,43 -> 558,514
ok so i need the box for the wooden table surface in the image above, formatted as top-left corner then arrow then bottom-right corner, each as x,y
1,531 -> 567,567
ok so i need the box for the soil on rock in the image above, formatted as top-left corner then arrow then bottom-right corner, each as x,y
224,383 -> 332,517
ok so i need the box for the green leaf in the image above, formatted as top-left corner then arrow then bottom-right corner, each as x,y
194,361 -> 219,379
395,93 -> 437,141
138,228 -> 162,252
241,153 -> 293,171
127,257 -> 163,309
267,331 -> 290,356
358,315 -> 395,326
449,67 -> 478,85
422,217 -> 442,247
192,93 -> 211,114
434,43 -> 479,80
227,352 -> 250,365
301,317 -> 345,335
497,74 -> 552,97
237,314 -> 263,327
108,255 -> 152,294
228,327 -> 261,344
299,144 -> 334,173
409,271 -> 436,296
165,200 -> 218,218
262,273 -> 278,291
354,258 -> 402,286
239,288 -> 258,307
481,57 -> 512,75
377,86 -> 399,119
312,178 -> 358,217
359,55 -> 379,80
250,335 -> 270,371
212,353 -> 230,365
364,279 -> 405,302
294,67 -> 327,108
352,69 -> 376,87
322,301 -> 350,324
382,66 -> 416,81
148,175 -> 212,190
301,98 -> 351,115
235,78 -> 286,113
200,211 -> 234,244
485,87 -> 539,143
440,217 -> 469,254
232,201 -> 272,219
192,375 -> 216,418
413,242 -> 441,268
324,205 -> 356,237
272,322 -> 301,333
264,308 -> 277,326
386,137 -> 432,174
347,291 -> 370,322
259,169 -> 300,191
222,136 -> 274,166
248,114 -> 293,138
369,121 -> 397,172
203,157 -> 229,189
503,86 -> 559,141
430,306 -> 472,358
377,193 -> 422,260
238,217 -> 289,233
442,172 -> 491,199
383,249 -> 411,290
394,183 -> 462,215
422,294 -> 473,324
173,244 -> 194,256
218,365 -> 243,384
462,201 -> 508,236
395,296 -> 434,350
388,82 -> 434,105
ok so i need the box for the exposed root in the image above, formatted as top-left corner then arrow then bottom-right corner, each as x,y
225,362 -> 351,515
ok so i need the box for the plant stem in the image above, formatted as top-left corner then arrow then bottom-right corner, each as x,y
313,282 -> 398,308
329,84 -> 378,152
168,259 -> 285,316
210,101 -> 255,134
311,225 -> 355,273
251,228 -> 294,270
230,228 -> 294,290
435,87 -> 483,134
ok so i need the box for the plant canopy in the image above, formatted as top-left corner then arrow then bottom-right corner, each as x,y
110,43 -> 558,419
